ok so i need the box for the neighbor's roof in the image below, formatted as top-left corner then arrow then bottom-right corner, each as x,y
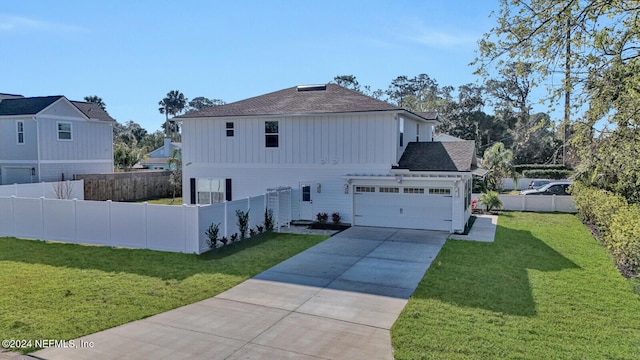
0,96 -> 63,116
0,96 -> 115,122
71,101 -> 116,122
395,141 -> 478,172
177,84 -> 437,121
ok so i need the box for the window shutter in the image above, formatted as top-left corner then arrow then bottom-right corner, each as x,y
190,178 -> 196,204
225,178 -> 232,201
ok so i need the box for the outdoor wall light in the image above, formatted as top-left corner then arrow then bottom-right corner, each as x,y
31,167 -> 36,176
316,183 -> 321,193
344,184 -> 349,194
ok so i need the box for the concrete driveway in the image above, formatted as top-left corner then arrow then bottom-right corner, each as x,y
34,227 -> 447,360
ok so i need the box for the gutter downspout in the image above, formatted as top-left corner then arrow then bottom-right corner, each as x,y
33,116 -> 41,182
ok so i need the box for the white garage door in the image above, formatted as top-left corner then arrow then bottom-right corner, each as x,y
353,185 -> 452,231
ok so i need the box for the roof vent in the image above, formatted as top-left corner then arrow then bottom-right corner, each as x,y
297,84 -> 327,92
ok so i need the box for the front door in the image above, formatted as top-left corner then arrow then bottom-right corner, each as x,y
299,183 -> 313,220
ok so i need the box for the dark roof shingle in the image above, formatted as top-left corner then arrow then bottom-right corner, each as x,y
0,96 -> 62,116
178,84 -> 404,118
71,101 -> 116,122
395,141 -> 477,172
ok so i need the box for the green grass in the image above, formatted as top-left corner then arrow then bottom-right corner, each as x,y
0,232 -> 326,353
392,212 -> 640,359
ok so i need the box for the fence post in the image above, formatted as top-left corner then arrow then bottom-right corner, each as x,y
224,201 -> 228,237
521,194 -> 526,211
107,200 -> 113,246
143,202 -> 148,249
183,204 -> 188,253
552,195 -> 556,212
14,183 -> 18,196
11,196 -> 16,236
42,182 -> 46,198
40,196 -> 45,239
73,198 -> 78,244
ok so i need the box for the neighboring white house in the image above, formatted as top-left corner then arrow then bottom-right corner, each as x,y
140,138 -> 182,170
177,84 -> 481,232
0,94 -> 115,184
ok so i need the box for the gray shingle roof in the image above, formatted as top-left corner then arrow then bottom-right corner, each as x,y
0,96 -> 62,115
178,84 -> 406,118
395,141 -> 477,172
71,101 -> 116,122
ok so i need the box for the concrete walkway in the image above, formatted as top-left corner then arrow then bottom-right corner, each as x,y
448,214 -> 498,242
34,227 -> 447,360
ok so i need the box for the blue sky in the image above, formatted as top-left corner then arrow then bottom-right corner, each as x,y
2,1 -> 504,132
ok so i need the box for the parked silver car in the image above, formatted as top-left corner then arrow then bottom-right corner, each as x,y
520,181 -> 572,195
528,179 -> 551,189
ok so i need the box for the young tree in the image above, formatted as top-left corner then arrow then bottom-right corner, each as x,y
167,148 -> 182,202
482,142 -> 517,191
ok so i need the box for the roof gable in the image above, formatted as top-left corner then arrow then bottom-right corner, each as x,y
0,96 -> 63,116
395,141 -> 477,172
178,84 -> 404,118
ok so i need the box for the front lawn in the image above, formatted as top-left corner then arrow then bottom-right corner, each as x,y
0,233 -> 326,353
392,212 -> 640,359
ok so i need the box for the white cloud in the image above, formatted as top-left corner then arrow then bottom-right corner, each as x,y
410,31 -> 477,48
0,14 -> 87,33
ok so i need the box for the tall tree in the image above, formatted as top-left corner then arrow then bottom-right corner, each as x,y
84,95 -> 106,111
332,75 -> 361,91
158,90 -> 187,139
187,97 -> 225,112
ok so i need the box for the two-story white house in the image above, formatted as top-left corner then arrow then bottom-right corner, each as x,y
0,94 -> 115,184
178,84 -> 481,232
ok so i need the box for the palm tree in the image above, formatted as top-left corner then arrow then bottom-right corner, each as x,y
158,90 -> 187,140
84,95 -> 106,111
482,142 -> 518,191
167,148 -> 182,202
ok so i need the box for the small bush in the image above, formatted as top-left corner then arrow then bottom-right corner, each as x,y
219,236 -> 228,246
204,223 -> 220,249
479,191 -> 503,213
264,208 -> 274,231
230,233 -> 238,243
256,225 -> 264,233
316,212 -> 328,223
236,209 -> 250,240
331,212 -> 341,224
249,228 -> 256,237
514,164 -> 570,173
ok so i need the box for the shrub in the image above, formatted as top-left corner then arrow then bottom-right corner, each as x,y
479,191 -> 503,213
230,233 -> 238,243
316,212 -> 328,223
204,223 -> 220,249
249,228 -> 256,237
236,209 -> 250,240
607,205 -> 640,274
522,169 -> 573,179
331,212 -> 341,224
264,208 -> 274,231
514,164 -> 570,173
256,225 -> 264,233
219,236 -> 228,246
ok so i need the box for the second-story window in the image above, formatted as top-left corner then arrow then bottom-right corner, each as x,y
57,122 -> 72,140
17,121 -> 24,144
265,121 -> 278,148
226,122 -> 234,137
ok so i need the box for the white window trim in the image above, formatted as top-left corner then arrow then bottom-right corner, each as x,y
16,121 -> 24,145
57,121 -> 73,141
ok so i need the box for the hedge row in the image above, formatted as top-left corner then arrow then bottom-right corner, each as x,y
514,164 -> 570,172
522,169 -> 573,179
572,182 -> 640,275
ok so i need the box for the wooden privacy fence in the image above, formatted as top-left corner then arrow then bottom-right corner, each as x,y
74,171 -> 174,201
0,194 -> 274,254
471,194 -> 577,213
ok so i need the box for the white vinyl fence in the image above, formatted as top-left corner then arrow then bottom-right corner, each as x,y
472,193 -> 577,213
0,192 -> 281,255
0,180 -> 84,200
